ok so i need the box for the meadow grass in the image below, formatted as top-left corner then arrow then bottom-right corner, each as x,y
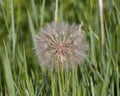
0,0 -> 120,96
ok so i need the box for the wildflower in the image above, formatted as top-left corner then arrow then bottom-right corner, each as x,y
34,22 -> 88,69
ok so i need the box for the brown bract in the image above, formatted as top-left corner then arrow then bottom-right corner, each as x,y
34,22 -> 88,70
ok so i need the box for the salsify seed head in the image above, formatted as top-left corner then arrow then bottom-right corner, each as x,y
34,22 -> 88,70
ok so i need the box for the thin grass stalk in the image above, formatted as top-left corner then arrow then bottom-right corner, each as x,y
90,77 -> 95,96
99,0 -> 106,75
72,65 -> 77,96
29,79 -> 35,96
89,27 -> 96,67
27,11 -> 35,46
58,59 -> 62,96
64,67 -> 70,95
10,0 -> 16,61
61,64 -> 65,96
77,80 -> 82,96
60,0 -> 63,22
58,70 -> 62,96
101,54 -> 111,96
40,0 -> 45,26
99,0 -> 105,47
23,47 -> 29,89
55,0 -> 58,23
3,40 -> 15,96
31,0 -> 38,28
50,69 -> 55,96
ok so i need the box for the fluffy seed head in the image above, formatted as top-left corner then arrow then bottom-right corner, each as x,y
34,22 -> 88,69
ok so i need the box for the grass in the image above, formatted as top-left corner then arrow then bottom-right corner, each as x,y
0,0 -> 120,96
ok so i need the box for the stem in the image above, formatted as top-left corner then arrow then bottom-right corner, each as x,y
55,0 -> 58,23
99,0 -> 105,47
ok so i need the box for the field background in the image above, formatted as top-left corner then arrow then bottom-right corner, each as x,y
0,0 -> 120,96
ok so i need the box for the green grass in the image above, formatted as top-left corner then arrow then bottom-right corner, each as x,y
0,0 -> 120,96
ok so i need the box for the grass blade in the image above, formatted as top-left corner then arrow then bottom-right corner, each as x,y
2,40 -> 15,96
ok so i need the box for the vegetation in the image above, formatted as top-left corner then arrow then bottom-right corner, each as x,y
0,0 -> 120,96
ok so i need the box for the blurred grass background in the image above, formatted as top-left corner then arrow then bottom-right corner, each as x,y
0,0 -> 120,96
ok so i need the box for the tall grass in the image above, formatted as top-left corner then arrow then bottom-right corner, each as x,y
0,0 -> 120,96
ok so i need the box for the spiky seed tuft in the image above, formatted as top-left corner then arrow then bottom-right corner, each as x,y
34,22 -> 88,70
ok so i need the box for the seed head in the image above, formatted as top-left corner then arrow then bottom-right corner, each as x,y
34,22 -> 88,69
